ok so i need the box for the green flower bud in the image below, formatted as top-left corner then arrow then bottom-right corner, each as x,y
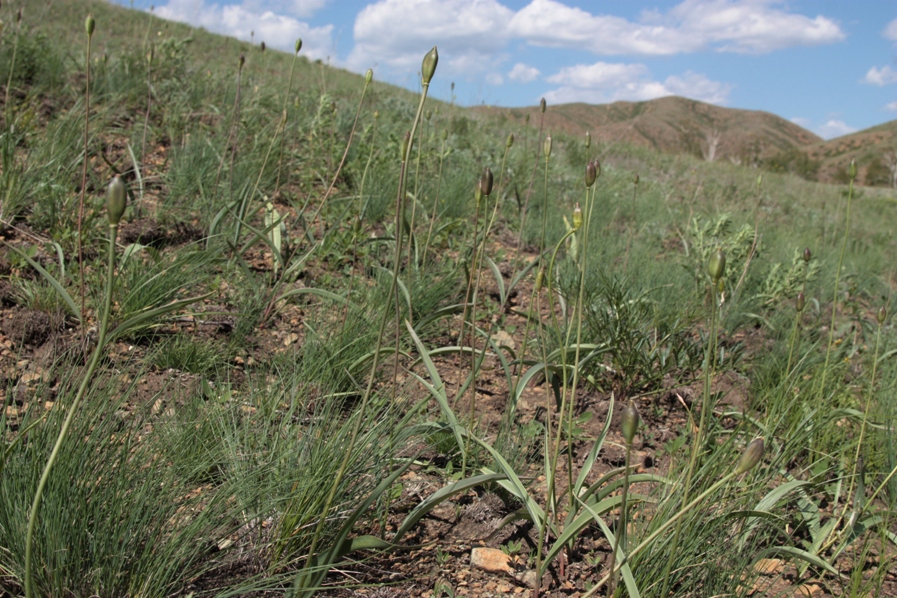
585,131 -> 591,149
540,98 -> 546,113
106,175 -> 127,226
796,291 -> 805,313
374,110 -> 379,120
849,159 -> 857,181
878,306 -> 888,325
421,46 -> 438,86
586,161 -> 597,188
295,38 -> 302,54
621,401 -> 639,445
535,268 -> 543,291
525,113 -> 530,124
506,133 -> 514,148
401,131 -> 411,161
239,52 -> 245,70
260,41 -> 266,52
441,128 -> 448,141
365,69 -> 373,84
572,203 -> 583,231
480,168 -> 493,197
543,135 -> 552,159
735,437 -> 764,474
593,160 -> 602,181
85,14 -> 95,36
708,248 -> 726,284
803,247 -> 811,264
633,173 -> 639,185
426,109 -> 432,121
474,183 -> 483,207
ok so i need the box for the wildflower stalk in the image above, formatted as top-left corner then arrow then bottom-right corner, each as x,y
608,402 -> 639,596
3,7 -> 22,125
785,291 -> 806,378
273,39 -> 302,201
25,176 -> 126,598
77,14 -> 95,343
421,128 -> 448,265
301,49 -> 436,576
513,99 -> 547,271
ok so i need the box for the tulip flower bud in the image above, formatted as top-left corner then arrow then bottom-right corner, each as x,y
506,133 -> 514,148
85,14 -> 95,36
474,183 -> 483,207
796,291 -> 805,313
634,173 -> 639,185
540,98 -> 546,113
535,268 -> 543,291
849,159 -> 857,181
879,306 -> 888,325
572,203 -> 583,230
803,247 -> 811,264
365,69 -> 373,84
374,111 -> 379,120
708,248 -> 726,284
756,175 -> 763,189
106,175 -> 127,226
421,46 -> 438,86
260,41 -> 266,52
735,437 -> 764,474
586,161 -> 597,188
426,109 -> 432,121
295,38 -> 303,54
480,168 -> 494,197
525,113 -> 530,124
441,128 -> 447,141
401,131 -> 411,161
239,53 -> 245,70
593,160 -> 602,181
585,131 -> 591,149
621,401 -> 639,445
543,135 -> 552,159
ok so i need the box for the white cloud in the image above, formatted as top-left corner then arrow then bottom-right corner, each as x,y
154,0 -> 334,59
864,66 -> 897,86
486,72 -> 504,85
815,119 -> 856,140
347,0 -> 514,77
790,117 -> 812,129
886,102 -> 897,112
241,0 -> 328,19
885,18 -> 897,42
508,0 -> 843,56
508,63 -> 540,83
544,62 -> 730,105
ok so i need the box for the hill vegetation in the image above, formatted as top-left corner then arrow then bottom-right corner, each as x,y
0,1 -> 895,597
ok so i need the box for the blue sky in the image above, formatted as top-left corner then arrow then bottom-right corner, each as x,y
114,0 -> 897,139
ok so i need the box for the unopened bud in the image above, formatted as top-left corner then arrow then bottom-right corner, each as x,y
849,159 -> 857,181
373,111 -> 379,120
540,98 -> 546,113
535,269 -> 543,291
106,175 -> 127,226
295,38 -> 303,54
585,161 -> 597,188
585,131 -> 591,149
421,46 -> 438,86
633,173 -> 639,185
239,53 -> 245,70
572,203 -> 582,230
756,174 -> 763,189
365,69 -> 373,84
803,247 -> 811,264
879,306 -> 888,325
621,401 -> 639,445
474,183 -> 483,207
85,14 -> 95,36
480,168 -> 493,197
260,41 -> 266,52
796,292 -> 805,312
506,133 -> 514,148
525,113 -> 530,124
708,248 -> 726,284
543,135 -> 552,159
735,437 -> 764,474
401,131 -> 411,161
441,128 -> 447,141
426,109 -> 432,121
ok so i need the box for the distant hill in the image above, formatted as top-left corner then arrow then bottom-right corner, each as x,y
473,96 -> 822,165
805,120 -> 897,186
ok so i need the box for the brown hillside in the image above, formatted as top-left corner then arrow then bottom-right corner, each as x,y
473,96 -> 821,165
806,120 -> 897,186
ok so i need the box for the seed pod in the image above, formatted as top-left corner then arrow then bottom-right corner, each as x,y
540,98 -> 546,113
260,41 -> 266,52
106,175 -> 127,226
585,161 -> 597,188
621,401 -> 639,445
585,131 -> 591,149
295,38 -> 302,54
426,109 -> 432,121
543,135 -> 552,159
401,131 -> 411,161
480,168 -> 494,197
239,52 -> 245,70
572,203 -> 583,230
373,111 -> 379,120
85,14 -> 95,36
634,173 -> 639,185
708,248 -> 726,284
353,215 -> 363,236
593,160 -> 602,181
717,278 -> 725,294
796,291 -> 805,312
849,159 -> 857,181
735,437 -> 764,474
879,306 -> 888,325
506,133 -> 514,148
474,183 -> 483,207
365,69 -> 373,84
535,268 -> 544,291
803,247 -> 811,264
441,128 -> 447,141
421,46 -> 438,85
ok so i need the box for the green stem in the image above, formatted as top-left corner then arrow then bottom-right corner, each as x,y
608,442 -> 632,597
421,133 -> 447,267
25,223 -> 118,598
77,30 -> 93,345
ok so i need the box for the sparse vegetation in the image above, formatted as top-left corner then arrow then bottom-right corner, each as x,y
0,1 -> 895,597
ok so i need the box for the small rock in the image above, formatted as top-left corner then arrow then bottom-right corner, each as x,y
754,558 -> 784,575
793,584 -> 823,597
491,330 -> 516,351
470,547 -> 513,574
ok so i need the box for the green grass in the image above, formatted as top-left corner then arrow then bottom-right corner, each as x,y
0,0 -> 895,596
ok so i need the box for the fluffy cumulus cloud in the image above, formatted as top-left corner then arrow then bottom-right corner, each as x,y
508,0 -> 843,56
347,0 -> 514,77
544,62 -> 731,104
887,102 -> 897,112
508,63 -> 540,83
154,0 -> 334,60
792,117 -> 856,140
863,66 -> 897,86
240,0 -> 328,19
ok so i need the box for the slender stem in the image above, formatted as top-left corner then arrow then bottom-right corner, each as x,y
421,133 -> 447,266
273,49 -> 300,200
513,110 -> 546,271
25,223 -> 118,598
77,30 -> 93,346
608,442 -> 633,596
